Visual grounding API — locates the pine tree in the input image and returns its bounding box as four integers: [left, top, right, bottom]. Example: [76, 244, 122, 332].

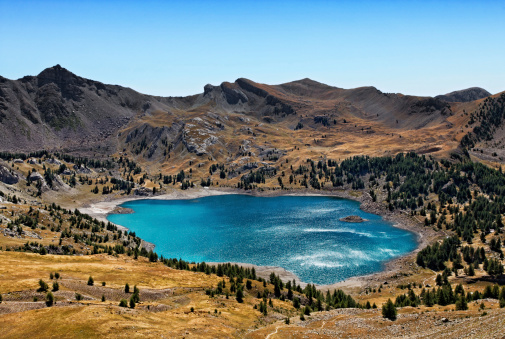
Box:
[293, 297, 300, 309]
[468, 264, 475, 276]
[236, 289, 244, 303]
[382, 299, 397, 320]
[455, 295, 468, 310]
[132, 286, 140, 303]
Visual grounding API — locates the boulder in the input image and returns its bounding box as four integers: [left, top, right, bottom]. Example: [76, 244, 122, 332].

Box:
[134, 187, 151, 196]
[27, 158, 38, 164]
[13, 159, 24, 164]
[73, 164, 92, 174]
[0, 165, 19, 184]
[46, 158, 62, 165]
[28, 171, 44, 181]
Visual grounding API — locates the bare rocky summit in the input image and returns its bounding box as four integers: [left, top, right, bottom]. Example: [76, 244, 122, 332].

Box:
[435, 87, 491, 102]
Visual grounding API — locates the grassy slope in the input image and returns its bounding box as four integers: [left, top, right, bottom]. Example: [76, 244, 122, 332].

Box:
[0, 252, 266, 338]
[1, 251, 504, 338]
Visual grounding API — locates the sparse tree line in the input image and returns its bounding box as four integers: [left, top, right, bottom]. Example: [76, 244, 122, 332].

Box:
[394, 278, 505, 310]
[460, 93, 505, 149]
[202, 269, 359, 320]
[1, 202, 149, 257]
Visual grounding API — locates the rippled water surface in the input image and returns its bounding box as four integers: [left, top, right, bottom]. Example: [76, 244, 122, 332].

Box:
[108, 195, 417, 285]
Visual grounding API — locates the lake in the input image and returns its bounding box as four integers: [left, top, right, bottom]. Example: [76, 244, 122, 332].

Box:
[107, 194, 417, 285]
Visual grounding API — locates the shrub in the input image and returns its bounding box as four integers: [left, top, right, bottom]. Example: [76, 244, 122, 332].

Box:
[52, 281, 59, 292]
[55, 272, 60, 279]
[87, 276, 94, 286]
[38, 279, 48, 292]
[129, 297, 135, 309]
[119, 299, 128, 307]
[125, 283, 130, 293]
[46, 292, 54, 307]
[101, 295, 106, 302]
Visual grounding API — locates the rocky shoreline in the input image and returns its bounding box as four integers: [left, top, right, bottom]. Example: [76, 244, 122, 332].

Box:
[78, 187, 440, 291]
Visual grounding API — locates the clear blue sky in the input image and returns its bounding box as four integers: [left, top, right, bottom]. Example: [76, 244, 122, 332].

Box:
[1, 0, 504, 97]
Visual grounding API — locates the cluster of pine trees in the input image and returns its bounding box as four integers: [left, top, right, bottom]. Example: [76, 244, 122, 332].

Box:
[395, 280, 505, 310]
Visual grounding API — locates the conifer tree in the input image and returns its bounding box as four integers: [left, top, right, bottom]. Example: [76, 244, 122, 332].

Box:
[382, 299, 397, 320]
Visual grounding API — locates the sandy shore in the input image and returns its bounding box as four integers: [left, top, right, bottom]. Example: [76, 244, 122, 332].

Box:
[78, 187, 439, 291]
[79, 188, 235, 225]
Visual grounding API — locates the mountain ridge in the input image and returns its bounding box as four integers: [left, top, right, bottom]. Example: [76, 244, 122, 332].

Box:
[0, 65, 497, 167]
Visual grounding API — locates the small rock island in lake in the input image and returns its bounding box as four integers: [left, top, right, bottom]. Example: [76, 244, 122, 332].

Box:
[340, 215, 368, 223]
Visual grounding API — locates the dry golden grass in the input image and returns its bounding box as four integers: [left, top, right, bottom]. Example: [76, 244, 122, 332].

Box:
[0, 251, 305, 338]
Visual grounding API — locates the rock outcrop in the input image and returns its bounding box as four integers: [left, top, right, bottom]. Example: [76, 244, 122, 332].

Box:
[340, 215, 368, 223]
[0, 165, 19, 184]
[74, 164, 92, 174]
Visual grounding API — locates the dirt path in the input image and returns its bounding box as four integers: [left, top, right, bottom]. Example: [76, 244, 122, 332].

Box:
[265, 325, 281, 339]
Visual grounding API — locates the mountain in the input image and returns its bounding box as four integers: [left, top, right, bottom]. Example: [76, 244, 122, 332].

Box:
[0, 65, 490, 166]
[0, 65, 177, 153]
[435, 87, 491, 103]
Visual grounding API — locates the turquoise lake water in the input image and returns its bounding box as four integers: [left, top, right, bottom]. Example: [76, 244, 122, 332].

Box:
[107, 195, 417, 285]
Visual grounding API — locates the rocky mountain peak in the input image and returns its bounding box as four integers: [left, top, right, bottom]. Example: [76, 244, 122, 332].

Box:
[435, 87, 491, 103]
